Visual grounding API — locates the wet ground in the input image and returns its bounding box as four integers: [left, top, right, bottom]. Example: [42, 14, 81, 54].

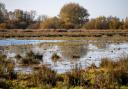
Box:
[0, 39, 128, 73]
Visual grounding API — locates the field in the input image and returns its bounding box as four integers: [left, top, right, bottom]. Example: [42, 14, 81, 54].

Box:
[0, 29, 128, 39]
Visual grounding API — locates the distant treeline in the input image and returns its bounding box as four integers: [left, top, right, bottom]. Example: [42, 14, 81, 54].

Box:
[0, 2, 128, 30]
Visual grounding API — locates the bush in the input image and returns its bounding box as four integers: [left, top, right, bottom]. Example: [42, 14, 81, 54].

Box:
[0, 54, 17, 79]
[100, 57, 128, 86]
[31, 65, 57, 86]
[40, 17, 64, 29]
[20, 51, 42, 65]
[0, 80, 10, 89]
[100, 58, 116, 69]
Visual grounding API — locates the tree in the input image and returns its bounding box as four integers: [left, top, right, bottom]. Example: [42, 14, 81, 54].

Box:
[40, 17, 64, 29]
[84, 16, 109, 29]
[59, 3, 89, 29]
[37, 15, 48, 22]
[124, 17, 128, 29]
[95, 16, 109, 29]
[7, 9, 36, 29]
[84, 16, 124, 29]
[107, 16, 120, 29]
[11, 9, 36, 22]
[0, 3, 4, 23]
[83, 19, 96, 29]
[0, 2, 8, 23]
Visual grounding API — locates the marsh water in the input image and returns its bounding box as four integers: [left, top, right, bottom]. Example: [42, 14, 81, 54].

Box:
[0, 39, 128, 73]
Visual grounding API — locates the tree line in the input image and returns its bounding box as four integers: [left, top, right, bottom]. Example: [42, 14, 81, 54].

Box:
[84, 16, 128, 29]
[0, 2, 128, 30]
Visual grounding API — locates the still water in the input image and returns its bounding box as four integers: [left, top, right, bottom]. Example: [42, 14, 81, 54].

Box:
[0, 39, 128, 73]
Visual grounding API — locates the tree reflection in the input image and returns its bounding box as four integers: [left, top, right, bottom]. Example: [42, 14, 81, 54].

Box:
[60, 43, 88, 61]
[93, 42, 108, 49]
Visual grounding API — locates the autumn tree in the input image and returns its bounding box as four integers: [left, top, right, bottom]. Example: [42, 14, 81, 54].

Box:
[40, 17, 64, 29]
[83, 19, 96, 29]
[124, 17, 128, 29]
[59, 3, 89, 29]
[7, 9, 36, 29]
[91, 16, 108, 29]
[84, 16, 109, 29]
[84, 16, 124, 29]
[107, 16, 120, 29]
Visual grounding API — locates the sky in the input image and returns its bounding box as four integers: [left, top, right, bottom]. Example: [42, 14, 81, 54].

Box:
[0, 0, 128, 19]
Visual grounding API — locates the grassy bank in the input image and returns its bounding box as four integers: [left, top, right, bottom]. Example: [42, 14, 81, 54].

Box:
[0, 29, 128, 39]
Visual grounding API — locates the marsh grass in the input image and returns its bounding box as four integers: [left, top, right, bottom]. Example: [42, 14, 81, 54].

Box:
[100, 57, 128, 86]
[1, 53, 128, 88]
[16, 51, 43, 65]
[31, 66, 57, 86]
[0, 54, 16, 79]
[0, 29, 128, 39]
[0, 54, 17, 89]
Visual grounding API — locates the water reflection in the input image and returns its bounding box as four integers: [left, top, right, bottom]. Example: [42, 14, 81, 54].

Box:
[93, 42, 108, 49]
[0, 39, 128, 73]
[60, 43, 88, 60]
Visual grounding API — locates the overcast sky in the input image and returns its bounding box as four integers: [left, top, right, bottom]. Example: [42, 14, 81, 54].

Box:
[1, 0, 128, 19]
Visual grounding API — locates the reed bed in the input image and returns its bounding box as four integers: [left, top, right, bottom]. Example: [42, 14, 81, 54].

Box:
[0, 52, 128, 89]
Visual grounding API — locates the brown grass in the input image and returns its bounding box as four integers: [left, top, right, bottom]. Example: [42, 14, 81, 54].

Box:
[0, 29, 128, 39]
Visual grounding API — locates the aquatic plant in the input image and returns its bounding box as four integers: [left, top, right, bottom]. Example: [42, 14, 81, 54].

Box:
[20, 51, 43, 65]
[51, 53, 61, 62]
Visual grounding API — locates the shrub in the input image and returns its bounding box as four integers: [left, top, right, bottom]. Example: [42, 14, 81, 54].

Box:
[0, 54, 17, 79]
[20, 51, 42, 65]
[100, 58, 116, 69]
[40, 17, 64, 29]
[0, 80, 10, 89]
[100, 57, 128, 86]
[21, 57, 40, 65]
[31, 65, 57, 86]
